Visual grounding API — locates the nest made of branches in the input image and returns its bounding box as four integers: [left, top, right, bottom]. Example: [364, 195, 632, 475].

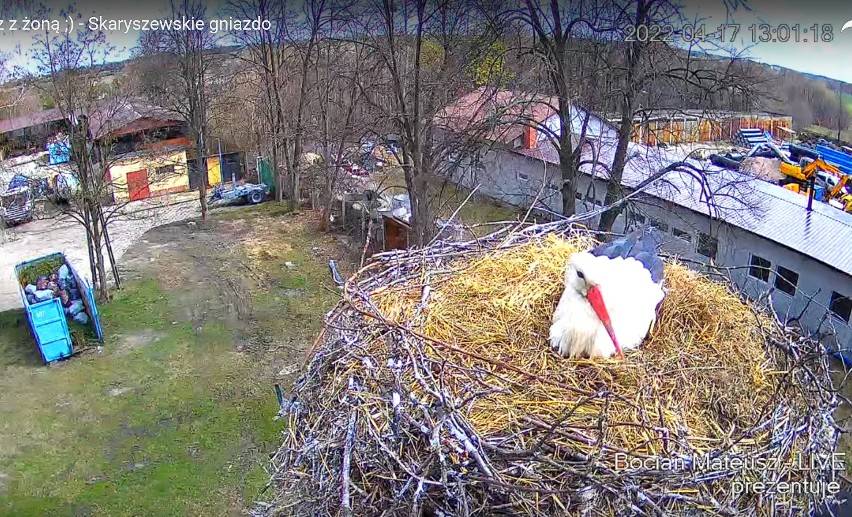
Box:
[261, 222, 841, 517]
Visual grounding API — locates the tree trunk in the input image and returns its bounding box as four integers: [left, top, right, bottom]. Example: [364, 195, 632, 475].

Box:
[597, 104, 635, 232]
[197, 151, 208, 220]
[406, 172, 433, 247]
[83, 204, 98, 290]
[549, 36, 580, 218]
[89, 203, 109, 302]
[558, 146, 578, 217]
[290, 37, 316, 208]
[272, 142, 283, 203]
[281, 136, 294, 204]
[556, 91, 579, 217]
[98, 205, 121, 289]
[597, 0, 648, 233]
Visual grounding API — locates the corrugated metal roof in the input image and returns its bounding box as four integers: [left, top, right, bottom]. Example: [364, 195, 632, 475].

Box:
[512, 141, 852, 276]
[0, 99, 182, 140]
[0, 108, 65, 134]
[87, 98, 182, 140]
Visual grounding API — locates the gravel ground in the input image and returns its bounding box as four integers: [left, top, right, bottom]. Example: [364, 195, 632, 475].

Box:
[0, 193, 200, 311]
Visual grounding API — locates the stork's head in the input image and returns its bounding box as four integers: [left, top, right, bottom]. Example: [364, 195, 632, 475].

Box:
[566, 252, 622, 358]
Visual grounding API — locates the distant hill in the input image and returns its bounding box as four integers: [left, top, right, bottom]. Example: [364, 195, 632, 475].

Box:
[1, 41, 850, 139]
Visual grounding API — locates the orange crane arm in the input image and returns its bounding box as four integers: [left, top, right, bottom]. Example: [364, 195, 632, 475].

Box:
[829, 175, 851, 200]
[779, 158, 844, 182]
[816, 159, 843, 178]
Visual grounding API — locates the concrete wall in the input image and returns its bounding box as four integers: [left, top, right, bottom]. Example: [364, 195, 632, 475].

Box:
[722, 226, 852, 352]
[109, 149, 189, 201]
[451, 148, 560, 214]
[448, 148, 852, 353]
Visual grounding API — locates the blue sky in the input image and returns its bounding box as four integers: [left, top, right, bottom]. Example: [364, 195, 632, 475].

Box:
[687, 0, 852, 82]
[2, 0, 852, 82]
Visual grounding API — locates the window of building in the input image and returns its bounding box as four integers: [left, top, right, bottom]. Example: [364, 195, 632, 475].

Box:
[774, 266, 799, 296]
[697, 233, 718, 259]
[155, 164, 176, 178]
[650, 219, 669, 232]
[748, 255, 771, 282]
[829, 291, 852, 322]
[517, 171, 529, 182]
[672, 227, 691, 242]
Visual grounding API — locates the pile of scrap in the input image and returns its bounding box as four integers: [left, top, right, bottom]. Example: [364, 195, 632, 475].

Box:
[738, 156, 785, 182]
[261, 222, 840, 516]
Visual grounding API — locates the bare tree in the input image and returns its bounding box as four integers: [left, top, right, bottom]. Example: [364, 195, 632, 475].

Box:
[595, 5, 768, 232]
[26, 3, 124, 301]
[280, 0, 335, 207]
[507, 1, 768, 230]
[225, 0, 290, 202]
[226, 0, 343, 208]
[135, 0, 216, 220]
[311, 35, 370, 232]
[508, 0, 618, 218]
[350, 0, 507, 245]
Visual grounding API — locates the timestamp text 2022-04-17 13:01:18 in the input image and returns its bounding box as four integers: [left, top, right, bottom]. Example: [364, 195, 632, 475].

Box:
[624, 23, 835, 44]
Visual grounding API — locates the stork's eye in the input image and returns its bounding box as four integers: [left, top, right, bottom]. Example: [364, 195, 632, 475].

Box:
[577, 271, 585, 280]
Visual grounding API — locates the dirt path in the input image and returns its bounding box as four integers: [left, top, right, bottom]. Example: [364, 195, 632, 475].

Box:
[118, 206, 359, 385]
[0, 194, 199, 311]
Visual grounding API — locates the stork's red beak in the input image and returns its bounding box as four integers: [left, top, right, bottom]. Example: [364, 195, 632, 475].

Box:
[586, 285, 622, 358]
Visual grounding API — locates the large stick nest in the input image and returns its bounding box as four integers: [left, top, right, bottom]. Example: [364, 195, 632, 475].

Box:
[261, 222, 842, 516]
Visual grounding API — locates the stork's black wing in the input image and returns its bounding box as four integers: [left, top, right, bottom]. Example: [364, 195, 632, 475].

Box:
[590, 227, 665, 283]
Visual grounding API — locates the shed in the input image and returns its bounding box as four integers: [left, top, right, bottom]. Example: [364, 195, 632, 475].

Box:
[108, 147, 190, 201]
[382, 215, 410, 251]
[204, 151, 246, 187]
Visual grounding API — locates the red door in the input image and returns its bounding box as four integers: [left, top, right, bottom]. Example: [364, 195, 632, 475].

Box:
[127, 170, 150, 201]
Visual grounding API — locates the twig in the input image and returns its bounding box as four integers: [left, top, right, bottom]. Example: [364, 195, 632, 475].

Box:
[341, 406, 357, 516]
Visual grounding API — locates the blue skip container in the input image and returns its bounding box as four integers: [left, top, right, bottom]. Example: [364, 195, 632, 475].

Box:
[15, 252, 103, 364]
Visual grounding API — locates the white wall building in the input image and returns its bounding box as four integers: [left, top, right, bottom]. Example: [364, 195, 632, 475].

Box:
[449, 131, 852, 358]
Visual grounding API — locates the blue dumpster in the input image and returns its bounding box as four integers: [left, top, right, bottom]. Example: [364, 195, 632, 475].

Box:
[814, 184, 825, 202]
[14, 253, 103, 364]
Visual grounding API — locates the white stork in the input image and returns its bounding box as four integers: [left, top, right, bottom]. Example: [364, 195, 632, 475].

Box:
[550, 228, 666, 359]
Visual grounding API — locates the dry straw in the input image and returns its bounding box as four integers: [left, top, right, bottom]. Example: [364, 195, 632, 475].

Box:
[261, 221, 841, 516]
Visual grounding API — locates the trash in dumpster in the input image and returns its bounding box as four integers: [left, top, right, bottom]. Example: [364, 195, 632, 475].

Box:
[15, 252, 103, 364]
[24, 267, 92, 316]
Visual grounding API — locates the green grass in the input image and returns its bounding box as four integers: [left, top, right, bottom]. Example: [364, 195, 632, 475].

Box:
[210, 199, 295, 220]
[0, 206, 352, 516]
[247, 218, 345, 348]
[0, 280, 282, 516]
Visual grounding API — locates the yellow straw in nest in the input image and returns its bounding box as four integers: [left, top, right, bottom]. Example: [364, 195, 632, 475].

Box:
[373, 233, 777, 455]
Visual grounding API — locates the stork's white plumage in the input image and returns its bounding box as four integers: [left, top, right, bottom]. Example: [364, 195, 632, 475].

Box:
[550, 229, 666, 359]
